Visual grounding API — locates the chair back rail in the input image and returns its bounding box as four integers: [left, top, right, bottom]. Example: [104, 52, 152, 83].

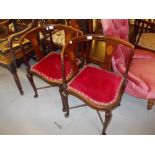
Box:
[19, 24, 83, 70]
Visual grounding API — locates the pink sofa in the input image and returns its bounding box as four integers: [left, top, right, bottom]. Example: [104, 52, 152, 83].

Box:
[101, 19, 155, 109]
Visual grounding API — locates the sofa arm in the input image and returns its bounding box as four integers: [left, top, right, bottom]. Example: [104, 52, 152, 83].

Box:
[115, 63, 149, 91]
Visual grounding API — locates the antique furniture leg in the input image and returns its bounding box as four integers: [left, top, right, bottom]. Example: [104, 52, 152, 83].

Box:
[26, 72, 38, 98]
[147, 99, 155, 110]
[9, 63, 24, 95]
[96, 111, 104, 126]
[59, 86, 67, 112]
[61, 90, 69, 118]
[102, 110, 112, 135]
[117, 103, 121, 106]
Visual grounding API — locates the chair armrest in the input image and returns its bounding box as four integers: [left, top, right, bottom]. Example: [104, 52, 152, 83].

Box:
[7, 20, 35, 65]
[0, 19, 12, 37]
[0, 19, 11, 26]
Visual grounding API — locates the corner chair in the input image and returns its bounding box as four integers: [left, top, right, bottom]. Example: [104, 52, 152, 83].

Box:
[0, 20, 35, 95]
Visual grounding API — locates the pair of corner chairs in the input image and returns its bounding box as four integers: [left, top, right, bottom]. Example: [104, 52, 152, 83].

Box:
[19, 23, 135, 135]
[101, 19, 155, 110]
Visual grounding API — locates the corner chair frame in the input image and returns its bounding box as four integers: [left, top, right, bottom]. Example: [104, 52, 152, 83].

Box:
[0, 20, 35, 95]
[19, 24, 83, 112]
[60, 34, 135, 134]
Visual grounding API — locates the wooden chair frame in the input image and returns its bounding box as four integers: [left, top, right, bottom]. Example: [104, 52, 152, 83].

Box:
[0, 20, 35, 95]
[0, 19, 13, 38]
[19, 24, 83, 111]
[60, 34, 134, 134]
[130, 19, 155, 46]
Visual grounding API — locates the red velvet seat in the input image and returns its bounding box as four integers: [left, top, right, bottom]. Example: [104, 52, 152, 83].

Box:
[31, 52, 73, 84]
[68, 65, 123, 107]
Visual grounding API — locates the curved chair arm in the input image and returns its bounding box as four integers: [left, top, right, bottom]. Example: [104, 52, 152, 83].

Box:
[61, 34, 134, 86]
[8, 19, 36, 45]
[45, 23, 83, 36]
[0, 19, 11, 26]
[0, 19, 12, 37]
[7, 20, 36, 66]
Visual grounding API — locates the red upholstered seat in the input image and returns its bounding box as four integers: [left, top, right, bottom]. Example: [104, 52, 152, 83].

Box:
[67, 65, 123, 106]
[31, 52, 73, 83]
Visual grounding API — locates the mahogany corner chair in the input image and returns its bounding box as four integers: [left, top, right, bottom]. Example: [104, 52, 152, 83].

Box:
[60, 34, 134, 134]
[19, 24, 83, 111]
[0, 20, 35, 95]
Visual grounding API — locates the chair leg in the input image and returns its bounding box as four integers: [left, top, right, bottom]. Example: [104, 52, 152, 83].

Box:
[59, 86, 67, 112]
[10, 63, 24, 95]
[96, 111, 104, 126]
[102, 110, 112, 135]
[117, 102, 121, 106]
[147, 99, 155, 110]
[61, 90, 69, 118]
[26, 72, 38, 98]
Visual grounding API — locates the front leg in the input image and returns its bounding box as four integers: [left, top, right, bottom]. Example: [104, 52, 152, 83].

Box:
[102, 110, 112, 135]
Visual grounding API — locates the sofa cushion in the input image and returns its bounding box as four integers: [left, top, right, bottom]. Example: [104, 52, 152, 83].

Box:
[129, 59, 155, 99]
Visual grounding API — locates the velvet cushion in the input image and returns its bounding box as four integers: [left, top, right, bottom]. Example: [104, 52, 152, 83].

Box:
[113, 57, 155, 99]
[31, 52, 73, 84]
[115, 62, 149, 98]
[67, 65, 123, 106]
[101, 19, 129, 41]
[101, 19, 130, 67]
[133, 48, 155, 60]
[101, 19, 155, 100]
[128, 59, 155, 99]
[126, 48, 155, 99]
